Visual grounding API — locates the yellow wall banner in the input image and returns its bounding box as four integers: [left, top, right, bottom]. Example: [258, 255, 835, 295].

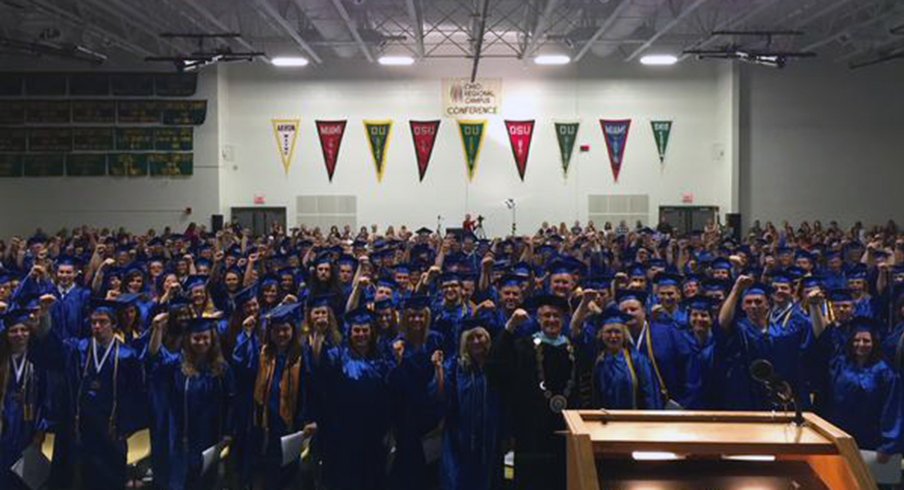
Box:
[272, 118, 300, 174]
[457, 119, 487, 182]
[364, 119, 393, 182]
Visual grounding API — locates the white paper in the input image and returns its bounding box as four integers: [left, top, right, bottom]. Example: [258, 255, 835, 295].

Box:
[860, 450, 902, 485]
[201, 443, 221, 475]
[280, 430, 310, 467]
[664, 399, 683, 410]
[11, 445, 51, 490]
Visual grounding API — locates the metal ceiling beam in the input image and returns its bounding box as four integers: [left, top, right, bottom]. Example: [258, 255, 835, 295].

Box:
[329, 0, 374, 62]
[470, 0, 491, 81]
[574, 0, 635, 62]
[251, 0, 322, 63]
[26, 0, 154, 57]
[76, 0, 185, 52]
[801, 6, 898, 52]
[791, 0, 854, 28]
[624, 0, 711, 61]
[677, 0, 784, 61]
[405, 0, 425, 58]
[175, 0, 269, 61]
[523, 0, 561, 57]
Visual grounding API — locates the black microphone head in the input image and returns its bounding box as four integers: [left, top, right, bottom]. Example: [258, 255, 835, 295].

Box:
[750, 359, 774, 382]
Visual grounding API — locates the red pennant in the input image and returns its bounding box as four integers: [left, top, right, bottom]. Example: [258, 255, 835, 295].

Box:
[600, 119, 631, 182]
[315, 120, 347, 182]
[409, 120, 440, 182]
[504, 120, 535, 181]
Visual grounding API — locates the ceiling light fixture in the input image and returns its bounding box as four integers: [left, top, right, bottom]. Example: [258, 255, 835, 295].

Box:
[640, 54, 678, 66]
[533, 54, 571, 65]
[271, 56, 309, 67]
[378, 55, 415, 66]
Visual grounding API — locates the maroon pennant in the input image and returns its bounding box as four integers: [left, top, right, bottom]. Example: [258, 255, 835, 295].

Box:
[409, 120, 440, 182]
[315, 120, 347, 182]
[504, 120, 535, 181]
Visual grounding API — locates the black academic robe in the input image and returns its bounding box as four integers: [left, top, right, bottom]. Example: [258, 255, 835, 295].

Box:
[486, 330, 579, 490]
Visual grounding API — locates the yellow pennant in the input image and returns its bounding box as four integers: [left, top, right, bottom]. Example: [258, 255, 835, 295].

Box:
[272, 119, 300, 175]
[364, 119, 393, 182]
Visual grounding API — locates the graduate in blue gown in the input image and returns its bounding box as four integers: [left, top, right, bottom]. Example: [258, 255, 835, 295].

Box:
[309, 307, 395, 490]
[1, 307, 52, 490]
[144, 298, 191, 490]
[679, 297, 721, 409]
[430, 273, 472, 356]
[32, 297, 147, 490]
[826, 317, 903, 460]
[387, 295, 444, 490]
[616, 289, 691, 408]
[232, 301, 315, 490]
[716, 276, 825, 410]
[147, 314, 235, 490]
[431, 319, 504, 490]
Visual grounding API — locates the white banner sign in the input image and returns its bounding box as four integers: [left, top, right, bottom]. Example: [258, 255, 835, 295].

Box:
[441, 78, 503, 118]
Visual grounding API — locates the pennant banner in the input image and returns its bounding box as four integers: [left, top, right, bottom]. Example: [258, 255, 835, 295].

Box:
[651, 120, 673, 163]
[457, 120, 487, 182]
[272, 119, 300, 175]
[364, 120, 393, 182]
[600, 119, 631, 182]
[504, 120, 535, 181]
[554, 122, 579, 177]
[409, 120, 440, 182]
[315, 120, 347, 182]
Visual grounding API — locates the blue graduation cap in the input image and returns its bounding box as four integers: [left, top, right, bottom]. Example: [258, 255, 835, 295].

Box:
[394, 263, 412, 275]
[648, 258, 667, 269]
[116, 293, 142, 306]
[260, 273, 280, 287]
[438, 272, 461, 287]
[167, 296, 191, 312]
[682, 273, 702, 286]
[849, 316, 881, 335]
[412, 226, 432, 235]
[399, 295, 431, 310]
[56, 255, 83, 268]
[499, 273, 526, 289]
[582, 275, 613, 290]
[600, 307, 633, 326]
[800, 275, 824, 290]
[742, 283, 772, 298]
[683, 296, 718, 312]
[187, 318, 216, 334]
[344, 307, 374, 326]
[373, 298, 395, 312]
[769, 272, 794, 285]
[337, 254, 358, 267]
[615, 289, 647, 305]
[784, 266, 806, 280]
[846, 265, 868, 280]
[461, 316, 491, 332]
[522, 293, 569, 312]
[653, 272, 682, 288]
[89, 298, 123, 316]
[827, 288, 853, 302]
[313, 253, 333, 266]
[184, 275, 208, 291]
[306, 294, 335, 309]
[234, 284, 258, 308]
[2, 308, 35, 331]
[627, 263, 647, 278]
[26, 236, 47, 247]
[702, 278, 731, 294]
[709, 257, 732, 272]
[266, 302, 302, 325]
[195, 258, 213, 270]
[376, 277, 398, 290]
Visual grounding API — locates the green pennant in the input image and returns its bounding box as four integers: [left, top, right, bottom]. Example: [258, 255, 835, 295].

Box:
[457, 120, 487, 182]
[364, 120, 392, 182]
[651, 120, 673, 164]
[554, 122, 579, 176]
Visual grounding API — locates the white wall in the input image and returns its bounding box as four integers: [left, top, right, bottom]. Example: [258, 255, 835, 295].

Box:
[739, 61, 904, 228]
[0, 66, 221, 236]
[220, 59, 734, 236]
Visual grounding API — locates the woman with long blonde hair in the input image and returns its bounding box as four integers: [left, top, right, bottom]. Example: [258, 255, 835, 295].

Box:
[147, 312, 234, 490]
[432, 321, 504, 490]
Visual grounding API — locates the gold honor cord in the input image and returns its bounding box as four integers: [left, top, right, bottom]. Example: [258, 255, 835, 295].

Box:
[622, 349, 640, 409]
[642, 322, 669, 403]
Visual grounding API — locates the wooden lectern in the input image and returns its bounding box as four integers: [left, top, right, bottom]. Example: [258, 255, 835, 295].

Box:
[563, 410, 876, 490]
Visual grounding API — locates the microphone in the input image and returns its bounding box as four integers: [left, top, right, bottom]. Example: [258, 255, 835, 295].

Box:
[749, 359, 804, 426]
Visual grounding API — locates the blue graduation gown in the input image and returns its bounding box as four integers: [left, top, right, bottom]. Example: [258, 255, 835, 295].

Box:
[50, 285, 92, 340]
[1, 353, 51, 489]
[827, 356, 903, 453]
[681, 330, 720, 410]
[720, 315, 815, 410]
[882, 322, 904, 371]
[387, 331, 444, 490]
[32, 332, 146, 490]
[433, 357, 503, 490]
[147, 350, 235, 490]
[591, 348, 661, 410]
[311, 346, 394, 490]
[631, 320, 693, 407]
[431, 303, 472, 357]
[232, 332, 309, 490]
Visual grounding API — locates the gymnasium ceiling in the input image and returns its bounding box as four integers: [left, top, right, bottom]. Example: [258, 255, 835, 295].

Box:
[1, 0, 903, 70]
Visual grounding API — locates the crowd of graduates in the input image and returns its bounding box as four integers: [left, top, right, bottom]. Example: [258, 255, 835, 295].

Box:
[0, 217, 903, 490]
